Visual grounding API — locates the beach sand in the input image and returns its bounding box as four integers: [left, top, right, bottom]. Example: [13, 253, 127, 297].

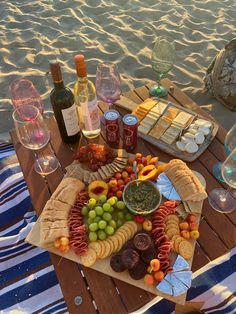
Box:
[0, 0, 236, 141]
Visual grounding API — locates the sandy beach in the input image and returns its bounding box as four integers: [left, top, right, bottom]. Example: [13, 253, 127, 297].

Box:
[0, 0, 236, 141]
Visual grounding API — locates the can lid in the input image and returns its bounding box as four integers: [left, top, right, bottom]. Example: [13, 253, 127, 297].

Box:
[104, 110, 120, 121]
[123, 114, 138, 125]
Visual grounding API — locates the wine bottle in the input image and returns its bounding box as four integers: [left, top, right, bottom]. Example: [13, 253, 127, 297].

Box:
[49, 60, 80, 143]
[74, 54, 101, 139]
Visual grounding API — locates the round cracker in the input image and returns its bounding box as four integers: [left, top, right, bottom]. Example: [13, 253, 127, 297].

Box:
[166, 228, 179, 240]
[88, 241, 102, 258]
[174, 237, 186, 253]
[98, 240, 106, 259]
[165, 223, 179, 233]
[79, 248, 97, 267]
[125, 221, 138, 234]
[121, 225, 133, 238]
[116, 230, 128, 243]
[179, 240, 193, 260]
[109, 235, 120, 252]
[100, 240, 112, 259]
[106, 237, 115, 255]
[165, 214, 179, 223]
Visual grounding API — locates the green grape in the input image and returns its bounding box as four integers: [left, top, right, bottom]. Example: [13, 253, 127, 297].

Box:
[103, 203, 111, 212]
[107, 197, 116, 206]
[88, 210, 96, 219]
[87, 217, 94, 225]
[109, 206, 114, 213]
[88, 198, 97, 208]
[103, 212, 112, 222]
[116, 219, 123, 228]
[94, 216, 101, 223]
[89, 223, 98, 232]
[112, 212, 118, 220]
[95, 206, 103, 216]
[125, 213, 133, 221]
[98, 220, 107, 229]
[89, 231, 97, 242]
[113, 196, 118, 203]
[105, 226, 114, 235]
[99, 195, 107, 203]
[81, 206, 88, 216]
[109, 219, 117, 229]
[117, 211, 125, 220]
[116, 201, 125, 210]
[97, 230, 107, 240]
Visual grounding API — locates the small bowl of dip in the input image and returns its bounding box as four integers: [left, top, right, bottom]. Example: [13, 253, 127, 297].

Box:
[123, 180, 162, 215]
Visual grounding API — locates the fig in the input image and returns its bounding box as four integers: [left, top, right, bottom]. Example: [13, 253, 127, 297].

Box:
[128, 260, 146, 280]
[110, 254, 126, 272]
[121, 249, 140, 269]
[133, 232, 152, 251]
[141, 246, 157, 264]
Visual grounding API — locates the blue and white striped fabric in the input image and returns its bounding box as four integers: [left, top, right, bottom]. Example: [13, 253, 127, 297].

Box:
[0, 143, 68, 314]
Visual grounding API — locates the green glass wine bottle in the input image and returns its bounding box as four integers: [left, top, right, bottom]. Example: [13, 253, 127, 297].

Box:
[49, 60, 80, 143]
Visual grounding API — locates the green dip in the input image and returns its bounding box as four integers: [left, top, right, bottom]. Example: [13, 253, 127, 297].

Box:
[123, 180, 161, 215]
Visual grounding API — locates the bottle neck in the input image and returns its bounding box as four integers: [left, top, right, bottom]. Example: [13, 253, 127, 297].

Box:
[53, 80, 65, 89]
[77, 75, 88, 84]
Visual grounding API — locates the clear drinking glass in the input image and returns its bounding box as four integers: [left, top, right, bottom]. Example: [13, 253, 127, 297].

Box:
[149, 36, 175, 98]
[213, 122, 236, 182]
[12, 104, 59, 175]
[208, 147, 236, 213]
[95, 62, 121, 106]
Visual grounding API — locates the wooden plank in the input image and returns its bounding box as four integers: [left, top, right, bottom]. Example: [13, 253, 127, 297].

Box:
[191, 243, 210, 272]
[50, 255, 96, 314]
[198, 219, 228, 260]
[83, 268, 127, 314]
[10, 130, 50, 214]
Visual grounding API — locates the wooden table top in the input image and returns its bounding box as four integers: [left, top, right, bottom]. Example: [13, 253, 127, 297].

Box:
[10, 78, 236, 314]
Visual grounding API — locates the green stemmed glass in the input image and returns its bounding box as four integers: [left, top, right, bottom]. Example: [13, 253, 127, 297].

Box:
[149, 36, 175, 98]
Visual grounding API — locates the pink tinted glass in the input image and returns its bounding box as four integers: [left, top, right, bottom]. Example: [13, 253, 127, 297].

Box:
[10, 78, 44, 114]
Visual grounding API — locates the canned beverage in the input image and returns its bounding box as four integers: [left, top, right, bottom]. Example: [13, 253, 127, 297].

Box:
[123, 114, 138, 151]
[104, 109, 120, 144]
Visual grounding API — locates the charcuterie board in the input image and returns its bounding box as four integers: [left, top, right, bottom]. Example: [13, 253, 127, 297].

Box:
[26, 150, 207, 305]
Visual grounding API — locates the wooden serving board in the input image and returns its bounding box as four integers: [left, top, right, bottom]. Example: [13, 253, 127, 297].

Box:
[26, 170, 205, 305]
[115, 96, 219, 162]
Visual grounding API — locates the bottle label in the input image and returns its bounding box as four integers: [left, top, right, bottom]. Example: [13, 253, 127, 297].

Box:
[81, 98, 100, 131]
[61, 103, 80, 136]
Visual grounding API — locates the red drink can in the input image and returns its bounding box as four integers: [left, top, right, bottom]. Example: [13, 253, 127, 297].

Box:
[123, 114, 138, 151]
[104, 109, 120, 144]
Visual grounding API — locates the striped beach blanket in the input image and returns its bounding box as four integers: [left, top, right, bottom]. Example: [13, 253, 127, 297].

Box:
[1, 142, 236, 314]
[0, 143, 68, 314]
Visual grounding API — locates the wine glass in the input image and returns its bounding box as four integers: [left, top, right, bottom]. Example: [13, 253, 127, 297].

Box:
[208, 147, 236, 213]
[149, 36, 175, 98]
[213, 122, 236, 182]
[10, 78, 54, 118]
[95, 62, 121, 106]
[12, 104, 59, 175]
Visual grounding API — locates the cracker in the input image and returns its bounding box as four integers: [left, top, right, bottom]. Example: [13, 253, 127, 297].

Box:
[88, 241, 102, 258]
[79, 248, 97, 267]
[165, 223, 179, 233]
[174, 237, 186, 253]
[166, 228, 179, 240]
[178, 240, 193, 260]
[110, 235, 120, 252]
[165, 215, 180, 223]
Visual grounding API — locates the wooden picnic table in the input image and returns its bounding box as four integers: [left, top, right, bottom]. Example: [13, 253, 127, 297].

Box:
[10, 78, 236, 314]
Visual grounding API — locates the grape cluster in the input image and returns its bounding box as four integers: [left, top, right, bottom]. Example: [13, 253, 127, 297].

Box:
[82, 195, 134, 242]
[74, 144, 115, 171]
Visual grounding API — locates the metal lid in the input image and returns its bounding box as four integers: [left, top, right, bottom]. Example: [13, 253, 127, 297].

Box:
[104, 109, 120, 121]
[123, 114, 138, 125]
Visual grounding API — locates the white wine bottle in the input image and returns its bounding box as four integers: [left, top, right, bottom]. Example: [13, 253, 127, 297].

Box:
[74, 54, 101, 139]
[49, 60, 80, 143]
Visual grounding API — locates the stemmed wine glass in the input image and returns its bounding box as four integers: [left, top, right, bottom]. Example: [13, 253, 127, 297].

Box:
[213, 122, 236, 182]
[12, 104, 59, 175]
[208, 147, 236, 213]
[10, 78, 54, 118]
[95, 62, 121, 106]
[149, 36, 175, 98]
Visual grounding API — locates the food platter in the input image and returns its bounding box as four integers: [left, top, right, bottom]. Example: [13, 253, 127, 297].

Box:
[26, 147, 207, 305]
[117, 97, 219, 162]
